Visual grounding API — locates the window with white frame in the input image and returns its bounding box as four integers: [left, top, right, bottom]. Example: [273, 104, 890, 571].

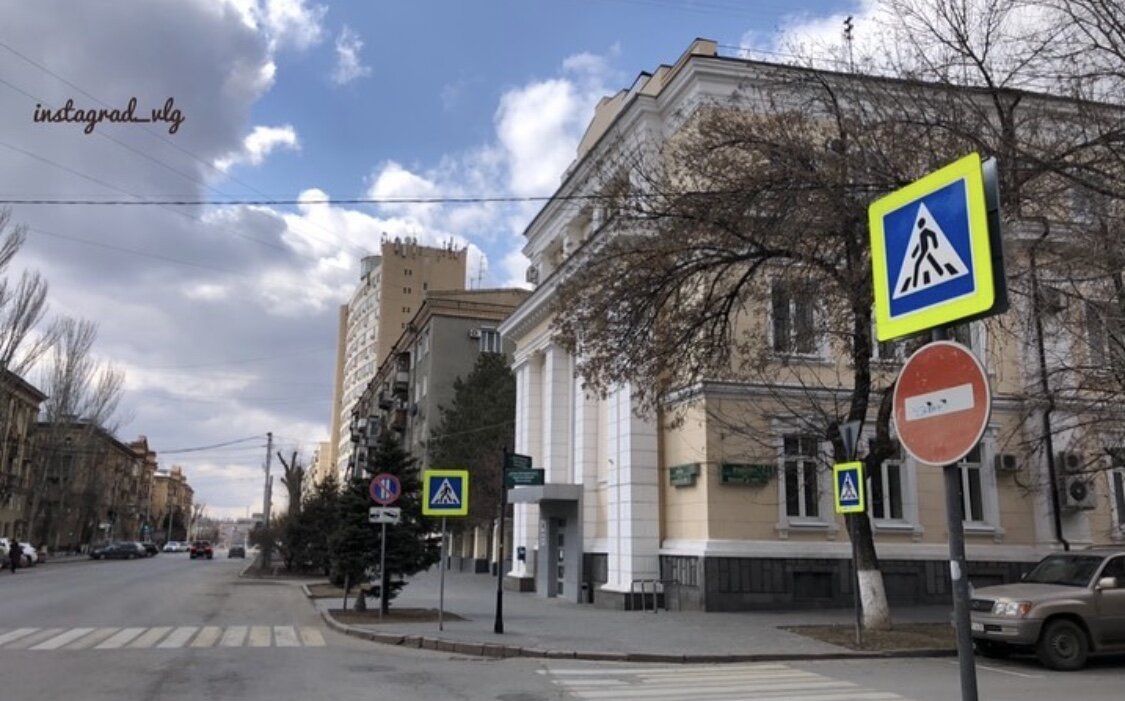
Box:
[771, 281, 818, 355]
[479, 328, 502, 354]
[1086, 300, 1124, 373]
[782, 434, 821, 519]
[1110, 449, 1125, 532]
[870, 441, 905, 521]
[959, 444, 986, 524]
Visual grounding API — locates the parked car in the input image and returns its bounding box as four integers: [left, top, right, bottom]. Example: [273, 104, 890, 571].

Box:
[228, 544, 246, 559]
[970, 547, 1125, 670]
[90, 542, 147, 560]
[141, 542, 159, 557]
[190, 541, 213, 560]
[0, 538, 15, 568]
[19, 542, 38, 566]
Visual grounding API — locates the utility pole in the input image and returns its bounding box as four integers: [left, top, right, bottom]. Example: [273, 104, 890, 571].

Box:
[261, 431, 274, 569]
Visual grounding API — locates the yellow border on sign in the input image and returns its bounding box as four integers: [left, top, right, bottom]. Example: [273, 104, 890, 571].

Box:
[833, 461, 865, 514]
[422, 469, 470, 517]
[868, 152, 993, 341]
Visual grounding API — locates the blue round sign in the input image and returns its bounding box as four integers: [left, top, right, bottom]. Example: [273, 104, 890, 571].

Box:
[369, 473, 401, 506]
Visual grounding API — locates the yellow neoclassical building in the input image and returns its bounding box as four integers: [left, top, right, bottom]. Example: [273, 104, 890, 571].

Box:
[498, 39, 1125, 611]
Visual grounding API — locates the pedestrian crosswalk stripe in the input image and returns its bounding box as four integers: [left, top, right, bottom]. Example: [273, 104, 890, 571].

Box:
[273, 625, 300, 647]
[129, 627, 172, 649]
[96, 627, 146, 649]
[220, 625, 248, 647]
[248, 626, 272, 647]
[190, 626, 223, 648]
[30, 628, 94, 651]
[0, 628, 38, 647]
[157, 627, 198, 649]
[299, 627, 325, 647]
[0, 625, 329, 651]
[6, 628, 64, 650]
[544, 663, 914, 701]
[67, 628, 120, 650]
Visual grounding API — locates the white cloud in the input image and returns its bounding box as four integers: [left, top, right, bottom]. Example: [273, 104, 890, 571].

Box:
[245, 0, 327, 52]
[331, 25, 371, 85]
[214, 124, 300, 171]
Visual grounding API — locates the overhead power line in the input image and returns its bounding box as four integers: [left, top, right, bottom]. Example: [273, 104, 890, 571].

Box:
[159, 435, 264, 454]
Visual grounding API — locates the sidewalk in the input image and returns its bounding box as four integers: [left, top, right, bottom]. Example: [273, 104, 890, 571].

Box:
[312, 567, 956, 663]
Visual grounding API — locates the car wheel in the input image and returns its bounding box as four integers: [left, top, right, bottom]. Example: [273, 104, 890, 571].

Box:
[974, 639, 1011, 659]
[1036, 619, 1089, 671]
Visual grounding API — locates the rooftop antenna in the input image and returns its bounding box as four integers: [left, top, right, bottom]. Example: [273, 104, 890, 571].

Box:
[474, 256, 486, 289]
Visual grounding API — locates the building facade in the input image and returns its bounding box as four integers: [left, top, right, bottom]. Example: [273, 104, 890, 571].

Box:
[331, 239, 467, 479]
[0, 370, 47, 541]
[498, 39, 1125, 611]
[151, 465, 194, 543]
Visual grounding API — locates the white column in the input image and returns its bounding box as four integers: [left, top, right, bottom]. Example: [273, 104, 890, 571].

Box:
[511, 356, 542, 578]
[603, 383, 660, 592]
[542, 344, 572, 484]
[573, 379, 600, 544]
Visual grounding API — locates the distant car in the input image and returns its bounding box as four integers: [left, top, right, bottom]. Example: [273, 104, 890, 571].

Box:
[971, 547, 1125, 670]
[90, 542, 146, 560]
[162, 541, 179, 553]
[141, 542, 159, 557]
[0, 538, 19, 568]
[190, 541, 213, 560]
[228, 544, 246, 559]
[19, 542, 38, 566]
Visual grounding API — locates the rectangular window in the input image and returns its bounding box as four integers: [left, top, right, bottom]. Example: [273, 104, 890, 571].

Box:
[772, 282, 817, 355]
[783, 434, 820, 518]
[1112, 449, 1125, 530]
[871, 442, 905, 520]
[479, 329, 502, 354]
[960, 445, 984, 523]
[1087, 300, 1124, 373]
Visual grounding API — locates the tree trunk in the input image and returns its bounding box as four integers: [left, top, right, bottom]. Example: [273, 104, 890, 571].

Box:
[851, 513, 891, 631]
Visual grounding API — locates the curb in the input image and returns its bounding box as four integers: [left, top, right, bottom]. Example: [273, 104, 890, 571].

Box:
[316, 609, 957, 664]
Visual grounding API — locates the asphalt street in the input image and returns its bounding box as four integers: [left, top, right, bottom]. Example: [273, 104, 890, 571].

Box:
[1, 553, 1122, 700]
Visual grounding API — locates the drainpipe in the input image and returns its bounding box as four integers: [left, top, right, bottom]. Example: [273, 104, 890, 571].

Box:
[1027, 217, 1069, 551]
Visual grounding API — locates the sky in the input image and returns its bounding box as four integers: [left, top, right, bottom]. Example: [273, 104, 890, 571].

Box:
[0, 0, 872, 519]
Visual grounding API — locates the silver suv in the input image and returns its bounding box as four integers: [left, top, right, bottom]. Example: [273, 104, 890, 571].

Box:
[970, 548, 1125, 670]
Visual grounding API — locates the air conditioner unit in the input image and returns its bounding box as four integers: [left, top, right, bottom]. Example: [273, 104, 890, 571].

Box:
[468, 328, 482, 339]
[993, 453, 1019, 472]
[525, 265, 539, 284]
[1061, 475, 1097, 510]
[1056, 452, 1083, 474]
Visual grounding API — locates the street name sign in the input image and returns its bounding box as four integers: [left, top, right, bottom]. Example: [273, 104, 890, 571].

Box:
[505, 468, 545, 488]
[422, 469, 469, 517]
[369, 472, 401, 506]
[505, 452, 532, 470]
[833, 462, 866, 514]
[869, 152, 999, 341]
[368, 507, 401, 524]
[893, 341, 991, 466]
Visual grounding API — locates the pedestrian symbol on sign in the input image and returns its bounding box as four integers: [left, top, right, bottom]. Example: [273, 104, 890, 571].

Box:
[893, 202, 968, 298]
[839, 474, 859, 503]
[431, 479, 460, 506]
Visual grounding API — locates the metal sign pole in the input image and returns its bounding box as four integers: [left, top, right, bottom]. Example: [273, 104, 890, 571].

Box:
[494, 448, 507, 634]
[933, 326, 979, 701]
[379, 521, 387, 623]
[850, 516, 864, 648]
[438, 517, 447, 631]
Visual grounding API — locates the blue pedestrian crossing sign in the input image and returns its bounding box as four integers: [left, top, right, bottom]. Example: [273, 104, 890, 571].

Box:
[869, 152, 997, 341]
[422, 469, 469, 517]
[833, 462, 866, 514]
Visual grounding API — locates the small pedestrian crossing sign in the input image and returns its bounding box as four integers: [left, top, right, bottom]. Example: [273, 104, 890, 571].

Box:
[422, 469, 469, 517]
[833, 462, 865, 514]
[869, 152, 997, 341]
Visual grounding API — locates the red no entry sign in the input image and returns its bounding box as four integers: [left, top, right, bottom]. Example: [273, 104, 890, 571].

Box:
[893, 341, 991, 466]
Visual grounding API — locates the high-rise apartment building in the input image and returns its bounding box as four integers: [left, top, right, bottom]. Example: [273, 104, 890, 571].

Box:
[331, 238, 467, 478]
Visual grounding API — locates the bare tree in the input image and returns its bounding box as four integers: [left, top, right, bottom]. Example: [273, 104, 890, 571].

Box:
[30, 317, 127, 544]
[277, 450, 305, 520]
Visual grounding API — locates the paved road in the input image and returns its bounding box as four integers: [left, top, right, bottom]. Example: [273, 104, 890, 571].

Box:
[2, 555, 1121, 700]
